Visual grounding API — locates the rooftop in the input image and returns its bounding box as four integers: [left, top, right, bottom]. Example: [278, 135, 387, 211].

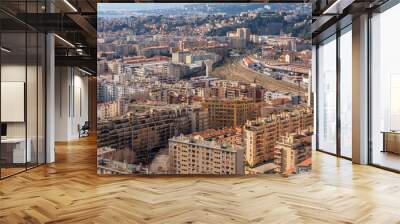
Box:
[169, 135, 242, 153]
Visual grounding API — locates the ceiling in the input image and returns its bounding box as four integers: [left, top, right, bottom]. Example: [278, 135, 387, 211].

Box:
[0, 0, 97, 74]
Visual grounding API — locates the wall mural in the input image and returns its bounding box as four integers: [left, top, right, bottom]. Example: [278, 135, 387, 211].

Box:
[97, 3, 313, 176]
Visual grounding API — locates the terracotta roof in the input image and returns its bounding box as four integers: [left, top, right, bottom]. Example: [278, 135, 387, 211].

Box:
[126, 56, 169, 64]
[142, 45, 169, 50]
[283, 167, 295, 176]
[297, 158, 311, 167]
[243, 57, 254, 65]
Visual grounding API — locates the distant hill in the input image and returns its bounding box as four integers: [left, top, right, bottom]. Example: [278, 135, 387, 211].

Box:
[206, 13, 311, 39]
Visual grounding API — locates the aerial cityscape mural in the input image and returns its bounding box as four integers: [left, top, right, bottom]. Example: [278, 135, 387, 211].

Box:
[97, 3, 313, 176]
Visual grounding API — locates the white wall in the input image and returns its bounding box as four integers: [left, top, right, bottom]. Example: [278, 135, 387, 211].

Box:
[1, 64, 26, 138]
[1, 63, 46, 164]
[71, 72, 89, 138]
[55, 67, 89, 141]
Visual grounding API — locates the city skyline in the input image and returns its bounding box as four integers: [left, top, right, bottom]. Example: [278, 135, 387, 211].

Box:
[97, 3, 313, 176]
[98, 3, 190, 12]
[98, 3, 310, 12]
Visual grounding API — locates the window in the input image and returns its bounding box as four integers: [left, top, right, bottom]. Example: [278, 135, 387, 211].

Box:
[339, 26, 352, 158]
[317, 35, 337, 154]
[370, 3, 400, 171]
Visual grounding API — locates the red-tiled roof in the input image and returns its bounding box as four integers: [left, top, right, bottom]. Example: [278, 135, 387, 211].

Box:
[297, 158, 311, 167]
[125, 56, 169, 64]
[243, 57, 254, 65]
[142, 45, 169, 50]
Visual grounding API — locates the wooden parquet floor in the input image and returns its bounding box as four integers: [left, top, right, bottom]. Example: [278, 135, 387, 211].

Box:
[1, 136, 400, 224]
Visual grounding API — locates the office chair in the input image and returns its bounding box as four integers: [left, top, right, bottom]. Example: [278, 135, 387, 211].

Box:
[79, 121, 90, 138]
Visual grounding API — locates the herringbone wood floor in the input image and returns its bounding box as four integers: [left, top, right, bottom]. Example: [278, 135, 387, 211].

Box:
[1, 136, 400, 224]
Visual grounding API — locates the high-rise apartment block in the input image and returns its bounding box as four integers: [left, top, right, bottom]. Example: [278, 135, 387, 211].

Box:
[97, 99, 124, 120]
[204, 97, 257, 129]
[169, 135, 245, 175]
[97, 104, 192, 164]
[192, 127, 243, 147]
[243, 108, 313, 167]
[228, 28, 250, 49]
[172, 51, 190, 63]
[274, 129, 312, 176]
[189, 104, 209, 133]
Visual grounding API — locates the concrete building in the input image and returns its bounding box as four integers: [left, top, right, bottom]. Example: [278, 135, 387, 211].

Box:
[189, 104, 209, 133]
[169, 135, 244, 175]
[191, 127, 243, 147]
[243, 108, 313, 166]
[210, 80, 265, 103]
[228, 28, 250, 50]
[204, 97, 257, 129]
[127, 60, 170, 77]
[140, 45, 170, 57]
[172, 51, 190, 63]
[97, 104, 192, 164]
[97, 100, 123, 120]
[185, 51, 220, 65]
[274, 129, 312, 176]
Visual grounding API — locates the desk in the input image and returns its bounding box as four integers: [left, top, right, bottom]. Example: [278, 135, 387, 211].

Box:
[1, 138, 31, 164]
[382, 131, 400, 154]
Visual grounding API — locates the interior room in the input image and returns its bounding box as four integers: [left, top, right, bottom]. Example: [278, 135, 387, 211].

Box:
[314, 0, 400, 171]
[0, 0, 399, 223]
[0, 0, 97, 180]
[54, 66, 91, 141]
[0, 2, 46, 178]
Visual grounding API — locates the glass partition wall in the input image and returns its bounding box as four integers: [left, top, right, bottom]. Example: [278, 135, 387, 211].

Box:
[316, 25, 352, 159]
[0, 1, 46, 179]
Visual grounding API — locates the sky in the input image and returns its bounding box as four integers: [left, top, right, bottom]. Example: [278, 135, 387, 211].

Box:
[98, 3, 190, 12]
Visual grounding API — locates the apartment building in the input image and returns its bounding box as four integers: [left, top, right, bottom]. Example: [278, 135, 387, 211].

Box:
[169, 135, 245, 175]
[274, 129, 312, 176]
[192, 127, 243, 147]
[140, 45, 170, 57]
[209, 80, 265, 102]
[97, 147, 139, 175]
[228, 28, 250, 50]
[97, 104, 192, 164]
[189, 104, 209, 133]
[243, 108, 313, 166]
[204, 97, 257, 129]
[97, 99, 124, 120]
[172, 51, 191, 64]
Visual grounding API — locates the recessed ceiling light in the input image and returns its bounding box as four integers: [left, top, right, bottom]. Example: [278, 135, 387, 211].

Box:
[63, 0, 78, 12]
[78, 67, 93, 76]
[54, 34, 75, 48]
[1, 47, 11, 53]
